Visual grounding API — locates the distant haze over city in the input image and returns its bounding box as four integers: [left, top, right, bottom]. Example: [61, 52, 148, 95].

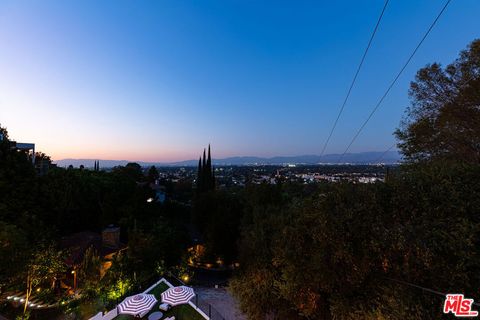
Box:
[54, 151, 401, 168]
[1, 2, 478, 161]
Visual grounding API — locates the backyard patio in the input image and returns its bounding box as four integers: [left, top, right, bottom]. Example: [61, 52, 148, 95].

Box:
[113, 281, 205, 320]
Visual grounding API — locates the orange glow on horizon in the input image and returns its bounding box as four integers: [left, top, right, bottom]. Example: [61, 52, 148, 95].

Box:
[50, 149, 202, 163]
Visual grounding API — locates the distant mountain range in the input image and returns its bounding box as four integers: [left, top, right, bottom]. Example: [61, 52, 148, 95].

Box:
[54, 151, 401, 168]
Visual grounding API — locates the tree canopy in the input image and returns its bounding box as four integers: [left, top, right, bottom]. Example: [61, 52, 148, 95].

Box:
[395, 39, 480, 163]
[231, 164, 480, 319]
[0, 125, 190, 319]
[231, 40, 480, 319]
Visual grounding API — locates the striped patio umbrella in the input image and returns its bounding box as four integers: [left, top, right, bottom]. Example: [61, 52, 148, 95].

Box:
[161, 286, 195, 306]
[118, 293, 157, 316]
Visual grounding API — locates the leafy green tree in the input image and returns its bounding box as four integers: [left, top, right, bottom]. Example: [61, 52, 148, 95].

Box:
[395, 39, 480, 163]
[0, 125, 189, 316]
[22, 245, 66, 318]
[126, 219, 187, 282]
[99, 252, 133, 307]
[203, 191, 243, 263]
[0, 223, 29, 292]
[79, 246, 102, 298]
[230, 203, 288, 319]
[106, 278, 132, 302]
[124, 162, 143, 181]
[0, 127, 37, 225]
[232, 163, 480, 319]
[34, 152, 51, 165]
[147, 165, 159, 182]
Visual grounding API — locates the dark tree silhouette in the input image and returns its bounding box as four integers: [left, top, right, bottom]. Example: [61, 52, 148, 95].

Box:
[395, 39, 480, 163]
[196, 145, 215, 193]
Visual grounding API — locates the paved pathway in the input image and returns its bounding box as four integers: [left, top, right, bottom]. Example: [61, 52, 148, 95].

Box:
[194, 286, 246, 320]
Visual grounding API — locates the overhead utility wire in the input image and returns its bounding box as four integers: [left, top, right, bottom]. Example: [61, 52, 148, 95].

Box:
[372, 69, 478, 165]
[319, 0, 389, 160]
[338, 0, 452, 163]
[374, 143, 396, 164]
[386, 277, 480, 307]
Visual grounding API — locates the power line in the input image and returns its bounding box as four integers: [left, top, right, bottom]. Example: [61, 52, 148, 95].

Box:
[373, 71, 477, 166]
[386, 277, 447, 298]
[386, 277, 480, 307]
[374, 143, 396, 164]
[338, 0, 452, 163]
[319, 0, 389, 160]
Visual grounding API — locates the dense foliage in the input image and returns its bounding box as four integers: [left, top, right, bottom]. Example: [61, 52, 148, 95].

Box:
[395, 39, 480, 163]
[231, 163, 480, 319]
[0, 127, 189, 318]
[230, 40, 480, 319]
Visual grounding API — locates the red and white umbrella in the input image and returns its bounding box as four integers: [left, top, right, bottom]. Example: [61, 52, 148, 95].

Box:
[118, 293, 157, 316]
[161, 286, 195, 306]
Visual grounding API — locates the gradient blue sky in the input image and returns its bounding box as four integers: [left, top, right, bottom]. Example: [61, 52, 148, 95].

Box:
[0, 1, 479, 161]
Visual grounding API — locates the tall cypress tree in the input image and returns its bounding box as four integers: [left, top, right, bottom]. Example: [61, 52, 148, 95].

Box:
[197, 157, 203, 192]
[206, 144, 212, 190]
[197, 145, 215, 193]
[211, 165, 215, 189]
[202, 149, 206, 171]
[203, 149, 206, 192]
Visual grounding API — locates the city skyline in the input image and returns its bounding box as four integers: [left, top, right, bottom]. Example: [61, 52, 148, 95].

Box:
[1, 1, 479, 162]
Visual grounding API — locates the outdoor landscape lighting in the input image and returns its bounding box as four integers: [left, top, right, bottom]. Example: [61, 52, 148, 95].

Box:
[72, 269, 77, 290]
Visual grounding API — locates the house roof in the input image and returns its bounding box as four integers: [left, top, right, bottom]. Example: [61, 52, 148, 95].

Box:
[60, 231, 126, 266]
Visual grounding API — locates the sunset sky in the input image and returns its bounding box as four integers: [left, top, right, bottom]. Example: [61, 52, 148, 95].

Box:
[1, 1, 479, 162]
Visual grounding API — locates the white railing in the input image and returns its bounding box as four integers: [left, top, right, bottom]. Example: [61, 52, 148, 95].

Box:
[143, 278, 167, 294]
[88, 312, 103, 320]
[88, 307, 118, 320]
[102, 308, 118, 320]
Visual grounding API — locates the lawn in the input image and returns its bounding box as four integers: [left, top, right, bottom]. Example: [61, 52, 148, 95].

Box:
[114, 281, 205, 320]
